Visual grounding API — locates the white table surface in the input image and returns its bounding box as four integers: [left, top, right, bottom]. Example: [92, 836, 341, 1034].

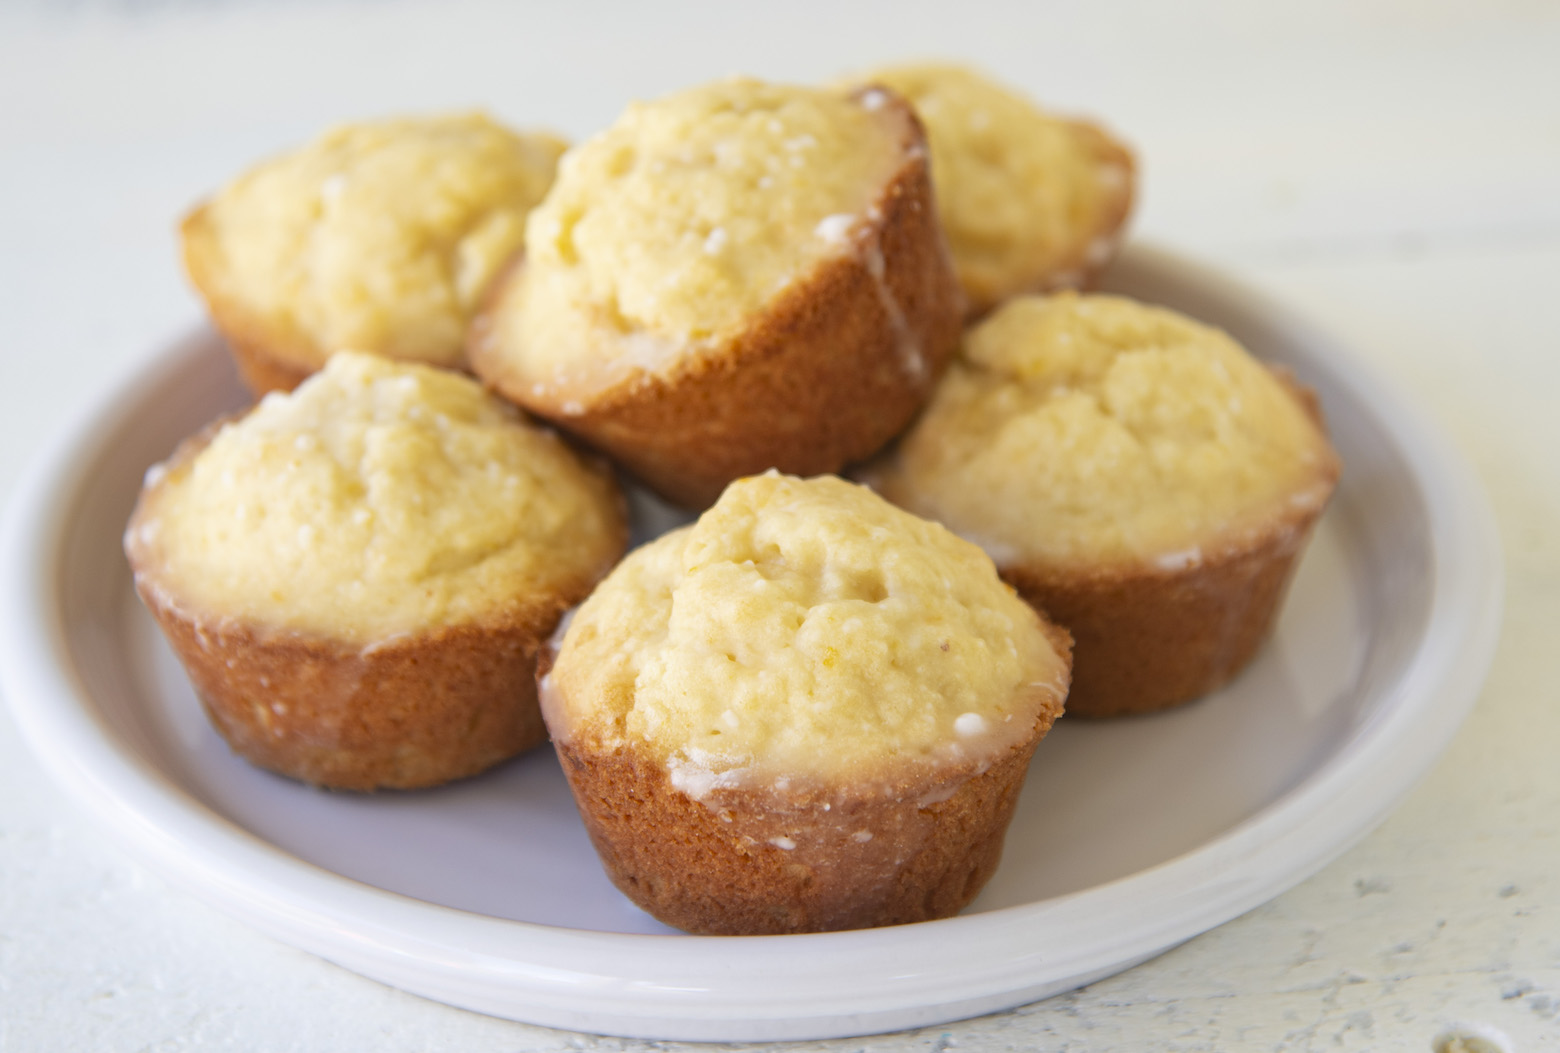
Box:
[2, 2, 1556, 1050]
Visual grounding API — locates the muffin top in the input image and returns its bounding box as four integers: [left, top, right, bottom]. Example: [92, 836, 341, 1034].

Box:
[857, 64, 1131, 311]
[545, 473, 1068, 790]
[126, 352, 624, 643]
[482, 78, 915, 399]
[874, 293, 1339, 572]
[184, 113, 566, 371]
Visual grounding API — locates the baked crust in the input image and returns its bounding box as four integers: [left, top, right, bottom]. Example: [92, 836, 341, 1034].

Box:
[1004, 514, 1317, 719]
[1002, 371, 1337, 718]
[471, 94, 964, 509]
[542, 620, 1070, 935]
[224, 330, 317, 395]
[137, 588, 554, 790]
[554, 739, 1033, 934]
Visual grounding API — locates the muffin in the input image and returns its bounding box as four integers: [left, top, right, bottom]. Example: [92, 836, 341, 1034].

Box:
[124, 352, 627, 790]
[182, 113, 567, 394]
[852, 64, 1135, 316]
[871, 293, 1340, 718]
[541, 473, 1071, 934]
[470, 77, 964, 508]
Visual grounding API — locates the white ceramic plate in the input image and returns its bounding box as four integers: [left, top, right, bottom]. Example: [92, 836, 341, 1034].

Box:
[0, 245, 1502, 1042]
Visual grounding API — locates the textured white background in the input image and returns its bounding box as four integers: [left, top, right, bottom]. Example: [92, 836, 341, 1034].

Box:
[2, 1, 1557, 1050]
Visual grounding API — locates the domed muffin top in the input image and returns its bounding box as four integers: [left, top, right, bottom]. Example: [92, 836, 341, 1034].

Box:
[545, 473, 1068, 789]
[127, 352, 624, 643]
[184, 113, 566, 370]
[491, 78, 919, 394]
[875, 293, 1340, 570]
[856, 64, 1131, 310]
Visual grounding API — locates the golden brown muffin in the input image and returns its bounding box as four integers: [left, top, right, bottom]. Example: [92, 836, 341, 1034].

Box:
[852, 64, 1135, 315]
[124, 352, 627, 790]
[470, 78, 964, 508]
[870, 293, 1340, 718]
[542, 473, 1071, 934]
[182, 113, 567, 394]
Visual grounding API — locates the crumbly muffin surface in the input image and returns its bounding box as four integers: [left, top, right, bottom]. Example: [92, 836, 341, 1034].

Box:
[547, 474, 1067, 787]
[876, 293, 1339, 570]
[188, 113, 565, 369]
[859, 64, 1129, 308]
[494, 78, 908, 392]
[129, 353, 622, 643]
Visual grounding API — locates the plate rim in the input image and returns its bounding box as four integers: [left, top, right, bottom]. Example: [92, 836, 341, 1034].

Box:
[0, 243, 1504, 1042]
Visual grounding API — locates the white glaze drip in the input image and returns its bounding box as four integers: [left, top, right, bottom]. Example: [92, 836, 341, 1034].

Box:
[862, 236, 925, 383]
